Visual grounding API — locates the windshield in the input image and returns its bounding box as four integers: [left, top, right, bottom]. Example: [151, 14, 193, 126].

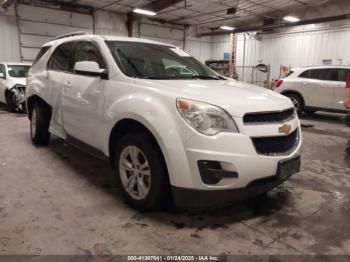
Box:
[8, 65, 31, 78]
[105, 41, 223, 80]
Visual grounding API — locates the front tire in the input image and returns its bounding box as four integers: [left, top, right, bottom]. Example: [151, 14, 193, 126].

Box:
[285, 93, 303, 116]
[30, 103, 51, 146]
[5, 91, 17, 112]
[114, 133, 169, 211]
[345, 114, 350, 127]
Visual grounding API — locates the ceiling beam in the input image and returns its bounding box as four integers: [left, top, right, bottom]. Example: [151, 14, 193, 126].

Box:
[126, 0, 185, 37]
[131, 0, 185, 21]
[196, 13, 350, 37]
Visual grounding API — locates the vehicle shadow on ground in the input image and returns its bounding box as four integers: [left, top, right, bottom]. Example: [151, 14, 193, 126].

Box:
[0, 102, 26, 117]
[47, 136, 294, 229]
[300, 112, 345, 124]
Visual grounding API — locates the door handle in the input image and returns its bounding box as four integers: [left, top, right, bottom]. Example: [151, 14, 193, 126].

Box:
[63, 82, 72, 89]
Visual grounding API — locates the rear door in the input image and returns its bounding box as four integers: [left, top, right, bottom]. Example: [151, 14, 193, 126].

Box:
[61, 40, 108, 149]
[46, 41, 77, 135]
[334, 68, 350, 111]
[301, 68, 337, 109]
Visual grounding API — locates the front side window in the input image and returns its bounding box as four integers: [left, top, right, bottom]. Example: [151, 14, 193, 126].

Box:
[105, 41, 222, 80]
[72, 41, 106, 69]
[47, 42, 76, 72]
[7, 65, 31, 78]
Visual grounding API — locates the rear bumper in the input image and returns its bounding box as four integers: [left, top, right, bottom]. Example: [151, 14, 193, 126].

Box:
[172, 168, 297, 210]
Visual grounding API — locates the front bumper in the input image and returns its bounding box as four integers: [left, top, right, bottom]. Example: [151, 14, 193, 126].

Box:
[172, 156, 299, 210]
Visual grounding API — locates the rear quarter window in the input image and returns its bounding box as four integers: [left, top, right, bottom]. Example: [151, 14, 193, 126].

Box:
[299, 70, 311, 78]
[282, 70, 294, 78]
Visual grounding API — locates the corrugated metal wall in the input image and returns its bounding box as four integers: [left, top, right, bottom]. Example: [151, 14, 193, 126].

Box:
[210, 35, 231, 60]
[184, 36, 211, 63]
[236, 21, 350, 79]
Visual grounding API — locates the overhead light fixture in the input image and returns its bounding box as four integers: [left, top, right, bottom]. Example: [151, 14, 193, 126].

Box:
[283, 16, 300, 22]
[220, 26, 235, 31]
[133, 8, 157, 16]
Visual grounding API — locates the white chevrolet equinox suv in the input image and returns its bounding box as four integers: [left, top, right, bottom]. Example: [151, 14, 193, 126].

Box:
[26, 32, 302, 211]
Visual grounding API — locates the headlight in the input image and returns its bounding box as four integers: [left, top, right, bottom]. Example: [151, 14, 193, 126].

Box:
[176, 98, 239, 136]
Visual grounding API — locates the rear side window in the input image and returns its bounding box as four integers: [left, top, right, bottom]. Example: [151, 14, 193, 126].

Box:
[299, 70, 311, 78]
[72, 41, 106, 69]
[300, 69, 337, 81]
[337, 69, 350, 82]
[33, 46, 50, 66]
[47, 42, 77, 72]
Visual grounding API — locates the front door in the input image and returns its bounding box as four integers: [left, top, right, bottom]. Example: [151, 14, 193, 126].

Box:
[61, 41, 108, 149]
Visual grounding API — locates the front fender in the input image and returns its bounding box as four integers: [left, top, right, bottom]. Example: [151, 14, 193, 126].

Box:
[101, 94, 195, 188]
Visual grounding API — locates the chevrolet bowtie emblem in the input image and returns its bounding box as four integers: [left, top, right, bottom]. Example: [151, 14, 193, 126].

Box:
[279, 124, 291, 135]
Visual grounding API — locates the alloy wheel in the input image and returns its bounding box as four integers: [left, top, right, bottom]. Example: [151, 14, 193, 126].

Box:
[119, 145, 151, 200]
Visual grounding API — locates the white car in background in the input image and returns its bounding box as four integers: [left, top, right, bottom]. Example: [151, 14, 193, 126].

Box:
[0, 62, 31, 112]
[26, 33, 302, 211]
[275, 65, 350, 116]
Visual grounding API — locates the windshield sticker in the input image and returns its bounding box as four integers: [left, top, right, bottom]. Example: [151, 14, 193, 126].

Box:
[170, 48, 191, 57]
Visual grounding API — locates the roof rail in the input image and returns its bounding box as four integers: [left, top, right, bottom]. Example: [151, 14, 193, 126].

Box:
[54, 31, 88, 40]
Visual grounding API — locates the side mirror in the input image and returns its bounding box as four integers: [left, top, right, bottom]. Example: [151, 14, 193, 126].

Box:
[74, 61, 108, 79]
[0, 72, 5, 79]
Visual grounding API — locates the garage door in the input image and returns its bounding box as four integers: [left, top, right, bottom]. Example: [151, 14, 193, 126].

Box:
[139, 23, 184, 49]
[16, 4, 93, 62]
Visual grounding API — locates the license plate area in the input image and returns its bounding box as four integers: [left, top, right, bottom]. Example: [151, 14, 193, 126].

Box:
[277, 156, 301, 180]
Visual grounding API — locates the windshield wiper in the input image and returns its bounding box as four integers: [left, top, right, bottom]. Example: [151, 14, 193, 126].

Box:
[142, 76, 173, 80]
[191, 75, 223, 80]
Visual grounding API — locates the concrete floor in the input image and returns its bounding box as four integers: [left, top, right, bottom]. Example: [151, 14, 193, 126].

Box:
[0, 104, 349, 256]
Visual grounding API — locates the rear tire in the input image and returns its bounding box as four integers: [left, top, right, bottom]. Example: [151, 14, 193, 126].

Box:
[304, 109, 317, 115]
[30, 103, 51, 146]
[285, 93, 303, 116]
[114, 133, 169, 211]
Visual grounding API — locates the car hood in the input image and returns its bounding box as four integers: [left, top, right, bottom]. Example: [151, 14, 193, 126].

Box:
[7, 77, 26, 87]
[141, 79, 293, 117]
